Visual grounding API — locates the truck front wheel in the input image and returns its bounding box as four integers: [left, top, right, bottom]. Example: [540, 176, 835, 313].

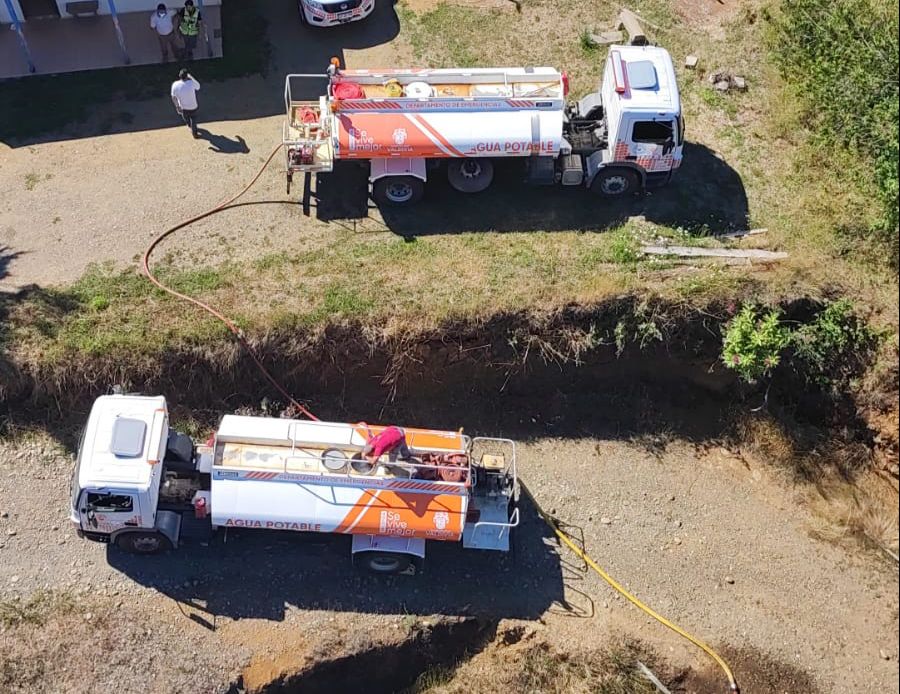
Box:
[372, 176, 425, 206]
[358, 552, 412, 575]
[591, 168, 640, 197]
[116, 531, 172, 555]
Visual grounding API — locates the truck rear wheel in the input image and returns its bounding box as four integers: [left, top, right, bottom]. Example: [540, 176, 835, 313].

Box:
[591, 168, 640, 197]
[116, 531, 171, 555]
[447, 158, 494, 193]
[358, 552, 412, 575]
[372, 176, 425, 206]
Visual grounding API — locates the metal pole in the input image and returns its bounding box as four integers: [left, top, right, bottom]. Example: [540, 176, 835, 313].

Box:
[3, 0, 36, 73]
[194, 0, 213, 58]
[106, 0, 130, 64]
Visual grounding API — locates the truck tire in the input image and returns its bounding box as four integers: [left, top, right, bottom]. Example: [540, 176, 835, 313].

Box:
[297, 1, 308, 24]
[358, 552, 412, 575]
[447, 158, 494, 193]
[591, 168, 640, 197]
[116, 531, 172, 555]
[372, 176, 425, 206]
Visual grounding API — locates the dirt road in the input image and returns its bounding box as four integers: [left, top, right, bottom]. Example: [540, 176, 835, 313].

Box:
[1, 431, 896, 693]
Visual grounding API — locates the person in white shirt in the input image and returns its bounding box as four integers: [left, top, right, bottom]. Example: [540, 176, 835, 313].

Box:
[171, 69, 201, 138]
[150, 3, 179, 63]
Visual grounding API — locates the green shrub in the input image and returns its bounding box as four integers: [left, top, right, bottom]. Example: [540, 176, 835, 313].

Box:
[723, 300, 878, 386]
[791, 299, 878, 387]
[769, 0, 899, 264]
[722, 305, 791, 383]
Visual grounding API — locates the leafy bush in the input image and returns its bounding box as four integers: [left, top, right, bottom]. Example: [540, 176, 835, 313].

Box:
[792, 299, 878, 387]
[723, 300, 879, 386]
[722, 305, 792, 383]
[769, 0, 899, 264]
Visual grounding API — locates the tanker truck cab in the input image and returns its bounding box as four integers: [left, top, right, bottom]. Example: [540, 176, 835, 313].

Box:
[70, 395, 195, 554]
[585, 44, 683, 194]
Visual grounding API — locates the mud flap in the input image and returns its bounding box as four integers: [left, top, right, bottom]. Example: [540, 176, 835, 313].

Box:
[154, 509, 182, 549]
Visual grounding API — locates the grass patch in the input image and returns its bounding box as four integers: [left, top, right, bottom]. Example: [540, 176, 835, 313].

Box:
[6, 226, 682, 363]
[0, 0, 270, 141]
[768, 0, 899, 266]
[412, 639, 667, 694]
[0, 591, 76, 629]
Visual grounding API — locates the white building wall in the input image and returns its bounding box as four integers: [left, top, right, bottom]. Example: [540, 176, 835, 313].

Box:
[2, 0, 220, 22]
[1, 0, 25, 24]
[55, 0, 221, 18]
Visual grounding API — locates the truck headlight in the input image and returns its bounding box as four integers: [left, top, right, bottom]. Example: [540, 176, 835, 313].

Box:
[306, 1, 324, 10]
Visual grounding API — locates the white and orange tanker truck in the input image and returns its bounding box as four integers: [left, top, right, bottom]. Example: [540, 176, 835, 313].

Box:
[283, 44, 683, 206]
[70, 395, 517, 574]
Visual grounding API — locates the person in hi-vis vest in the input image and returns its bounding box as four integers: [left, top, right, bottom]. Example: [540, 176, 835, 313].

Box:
[177, 0, 202, 61]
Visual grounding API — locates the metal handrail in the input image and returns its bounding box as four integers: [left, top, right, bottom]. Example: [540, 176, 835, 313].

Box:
[470, 506, 520, 533]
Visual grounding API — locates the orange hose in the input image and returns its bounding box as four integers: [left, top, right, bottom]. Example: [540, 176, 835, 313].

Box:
[141, 143, 319, 421]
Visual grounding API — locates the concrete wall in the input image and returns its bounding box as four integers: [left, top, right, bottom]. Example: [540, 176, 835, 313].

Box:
[0, 0, 220, 21]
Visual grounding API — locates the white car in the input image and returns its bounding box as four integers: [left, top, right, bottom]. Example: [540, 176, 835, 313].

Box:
[299, 0, 375, 27]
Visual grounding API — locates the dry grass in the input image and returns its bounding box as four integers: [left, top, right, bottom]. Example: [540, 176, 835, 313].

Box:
[419, 639, 665, 694]
[807, 473, 900, 556]
[0, 590, 76, 629]
[730, 412, 899, 556]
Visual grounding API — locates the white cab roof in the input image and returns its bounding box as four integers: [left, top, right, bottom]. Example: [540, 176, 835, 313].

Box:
[78, 395, 168, 491]
[608, 44, 680, 114]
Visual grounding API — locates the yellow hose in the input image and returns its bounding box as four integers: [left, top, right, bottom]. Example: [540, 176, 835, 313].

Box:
[520, 481, 739, 693]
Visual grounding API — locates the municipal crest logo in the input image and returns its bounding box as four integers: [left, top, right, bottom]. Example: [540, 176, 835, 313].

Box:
[433, 511, 450, 530]
[392, 128, 408, 145]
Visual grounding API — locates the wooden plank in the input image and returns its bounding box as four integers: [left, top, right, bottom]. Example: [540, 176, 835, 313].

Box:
[636, 660, 672, 694]
[617, 8, 648, 45]
[714, 228, 768, 239]
[640, 245, 788, 260]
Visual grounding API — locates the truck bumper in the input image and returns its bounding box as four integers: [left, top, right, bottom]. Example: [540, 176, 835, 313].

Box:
[303, 0, 375, 27]
[77, 529, 110, 544]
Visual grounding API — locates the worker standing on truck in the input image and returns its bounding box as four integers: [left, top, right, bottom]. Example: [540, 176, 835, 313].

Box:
[171, 69, 201, 138]
[150, 3, 179, 63]
[177, 0, 202, 61]
[363, 426, 412, 464]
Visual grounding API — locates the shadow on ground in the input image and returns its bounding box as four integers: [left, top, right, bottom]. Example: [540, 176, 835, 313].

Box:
[0, 246, 26, 282]
[364, 142, 750, 234]
[107, 491, 572, 623]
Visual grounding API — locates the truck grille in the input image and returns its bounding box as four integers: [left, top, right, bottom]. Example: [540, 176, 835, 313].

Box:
[323, 0, 362, 11]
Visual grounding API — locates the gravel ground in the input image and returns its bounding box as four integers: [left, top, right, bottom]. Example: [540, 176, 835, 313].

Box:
[1, 431, 896, 693]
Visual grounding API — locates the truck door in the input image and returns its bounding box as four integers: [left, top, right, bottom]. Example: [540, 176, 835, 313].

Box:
[78, 491, 141, 535]
[628, 119, 677, 172]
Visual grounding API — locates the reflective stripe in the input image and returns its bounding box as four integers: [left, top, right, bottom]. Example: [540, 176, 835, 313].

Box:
[179, 9, 199, 36]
